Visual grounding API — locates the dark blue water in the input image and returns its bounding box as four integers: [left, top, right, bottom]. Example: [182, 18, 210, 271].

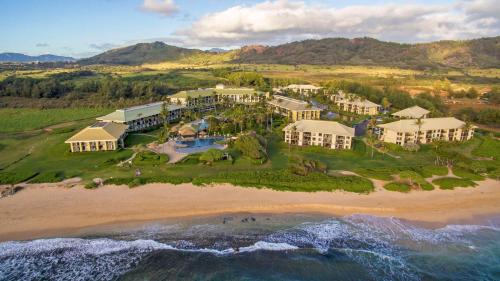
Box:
[1, 214, 499, 281]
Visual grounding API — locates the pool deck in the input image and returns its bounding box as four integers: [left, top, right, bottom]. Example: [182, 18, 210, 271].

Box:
[152, 140, 188, 164]
[151, 139, 228, 164]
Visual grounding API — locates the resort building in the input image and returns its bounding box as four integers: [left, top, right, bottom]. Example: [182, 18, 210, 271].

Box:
[277, 84, 322, 96]
[169, 85, 267, 111]
[283, 120, 355, 149]
[377, 117, 474, 145]
[392, 105, 430, 119]
[267, 95, 321, 121]
[97, 102, 184, 132]
[65, 122, 128, 152]
[331, 92, 380, 115]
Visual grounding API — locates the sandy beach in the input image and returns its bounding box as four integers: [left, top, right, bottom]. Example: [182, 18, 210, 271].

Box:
[0, 179, 499, 241]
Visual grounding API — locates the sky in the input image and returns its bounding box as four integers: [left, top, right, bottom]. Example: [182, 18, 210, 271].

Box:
[0, 0, 498, 58]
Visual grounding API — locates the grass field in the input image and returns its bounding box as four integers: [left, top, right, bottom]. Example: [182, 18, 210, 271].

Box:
[0, 108, 111, 133]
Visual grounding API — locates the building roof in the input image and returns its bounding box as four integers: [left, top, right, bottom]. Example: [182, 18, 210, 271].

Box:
[377, 117, 469, 133]
[286, 84, 322, 90]
[392, 106, 430, 118]
[97, 102, 184, 123]
[268, 95, 321, 111]
[65, 122, 128, 143]
[283, 120, 354, 137]
[337, 97, 380, 108]
[334, 92, 380, 108]
[171, 87, 264, 99]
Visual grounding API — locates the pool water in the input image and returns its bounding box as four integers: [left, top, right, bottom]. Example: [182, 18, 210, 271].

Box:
[175, 137, 225, 153]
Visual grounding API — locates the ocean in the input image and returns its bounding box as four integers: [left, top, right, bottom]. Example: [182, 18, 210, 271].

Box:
[1, 214, 499, 281]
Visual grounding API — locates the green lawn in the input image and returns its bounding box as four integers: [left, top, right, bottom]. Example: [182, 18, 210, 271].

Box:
[0, 108, 111, 133]
[472, 136, 500, 160]
[125, 134, 157, 147]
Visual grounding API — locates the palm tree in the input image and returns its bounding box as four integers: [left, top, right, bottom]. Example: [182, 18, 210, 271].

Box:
[288, 125, 297, 152]
[415, 118, 424, 144]
[160, 102, 169, 124]
[366, 118, 377, 159]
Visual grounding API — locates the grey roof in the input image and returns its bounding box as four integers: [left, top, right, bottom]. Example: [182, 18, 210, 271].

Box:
[268, 95, 321, 111]
[377, 117, 470, 133]
[283, 120, 354, 137]
[392, 106, 430, 118]
[97, 102, 185, 123]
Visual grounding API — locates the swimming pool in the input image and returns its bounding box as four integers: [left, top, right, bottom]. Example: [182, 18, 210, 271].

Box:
[175, 137, 225, 153]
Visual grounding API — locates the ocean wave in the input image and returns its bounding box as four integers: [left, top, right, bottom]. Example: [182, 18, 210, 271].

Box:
[1, 215, 499, 281]
[0, 238, 300, 281]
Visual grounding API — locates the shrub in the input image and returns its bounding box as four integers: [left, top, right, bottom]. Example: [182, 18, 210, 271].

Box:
[192, 169, 374, 193]
[30, 171, 65, 183]
[132, 151, 168, 166]
[433, 178, 477, 190]
[452, 167, 485, 181]
[103, 175, 192, 187]
[85, 182, 98, 189]
[384, 182, 411, 192]
[0, 171, 38, 184]
[399, 170, 434, 190]
[418, 165, 448, 178]
[402, 142, 420, 152]
[233, 133, 267, 160]
[354, 167, 399, 180]
[288, 155, 327, 176]
[199, 149, 225, 164]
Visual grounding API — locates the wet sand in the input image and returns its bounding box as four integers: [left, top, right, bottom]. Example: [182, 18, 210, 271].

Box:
[0, 179, 499, 241]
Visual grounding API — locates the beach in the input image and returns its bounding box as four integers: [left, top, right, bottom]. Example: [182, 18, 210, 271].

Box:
[0, 179, 499, 241]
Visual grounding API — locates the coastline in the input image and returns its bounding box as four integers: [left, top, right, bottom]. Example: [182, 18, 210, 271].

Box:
[0, 179, 499, 242]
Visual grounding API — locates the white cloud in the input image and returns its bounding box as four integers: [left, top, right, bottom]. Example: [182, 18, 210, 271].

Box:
[142, 0, 178, 16]
[89, 43, 119, 51]
[175, 0, 500, 47]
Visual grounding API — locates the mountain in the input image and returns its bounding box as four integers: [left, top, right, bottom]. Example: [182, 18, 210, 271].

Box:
[0, 53, 75, 63]
[207, 48, 230, 53]
[78, 37, 500, 69]
[234, 37, 500, 69]
[79, 41, 202, 65]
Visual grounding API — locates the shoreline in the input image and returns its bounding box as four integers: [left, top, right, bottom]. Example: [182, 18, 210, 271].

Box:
[0, 179, 499, 242]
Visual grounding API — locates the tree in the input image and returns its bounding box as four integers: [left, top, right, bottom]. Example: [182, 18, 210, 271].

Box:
[414, 118, 424, 144]
[381, 97, 391, 110]
[199, 149, 224, 165]
[288, 125, 297, 152]
[158, 123, 170, 143]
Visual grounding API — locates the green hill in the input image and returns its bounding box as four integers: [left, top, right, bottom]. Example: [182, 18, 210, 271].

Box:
[79, 41, 203, 65]
[78, 37, 500, 69]
[234, 37, 500, 69]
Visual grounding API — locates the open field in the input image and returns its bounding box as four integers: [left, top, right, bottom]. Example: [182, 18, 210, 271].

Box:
[0, 108, 111, 133]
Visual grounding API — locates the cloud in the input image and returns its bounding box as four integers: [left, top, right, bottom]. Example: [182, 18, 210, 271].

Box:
[36, 43, 49, 47]
[89, 43, 119, 51]
[175, 0, 500, 47]
[141, 0, 178, 16]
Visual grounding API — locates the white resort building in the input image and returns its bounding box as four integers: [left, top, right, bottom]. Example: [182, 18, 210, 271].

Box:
[97, 102, 184, 132]
[65, 122, 128, 152]
[377, 117, 474, 145]
[283, 120, 355, 149]
[392, 105, 430, 119]
[278, 84, 322, 96]
[169, 84, 267, 111]
[267, 95, 322, 121]
[331, 92, 380, 115]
